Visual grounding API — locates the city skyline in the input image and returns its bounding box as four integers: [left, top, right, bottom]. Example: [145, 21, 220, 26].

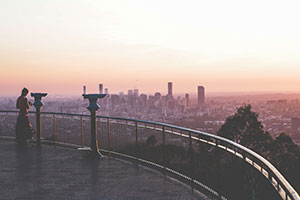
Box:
[84, 82, 205, 99]
[2, 82, 300, 98]
[1, 0, 300, 96]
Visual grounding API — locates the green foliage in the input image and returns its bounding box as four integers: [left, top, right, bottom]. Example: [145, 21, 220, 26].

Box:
[145, 135, 157, 147]
[217, 104, 272, 154]
[268, 133, 300, 191]
[217, 104, 300, 199]
[121, 135, 188, 169]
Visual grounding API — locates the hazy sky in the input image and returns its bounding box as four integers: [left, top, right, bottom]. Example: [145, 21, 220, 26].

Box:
[1, 0, 300, 96]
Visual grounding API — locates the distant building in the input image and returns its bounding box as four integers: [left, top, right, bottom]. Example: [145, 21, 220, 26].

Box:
[99, 84, 103, 94]
[154, 92, 161, 101]
[83, 85, 86, 94]
[291, 99, 299, 104]
[185, 93, 189, 107]
[278, 99, 287, 105]
[148, 95, 156, 109]
[128, 90, 133, 96]
[198, 85, 205, 106]
[134, 89, 139, 97]
[105, 88, 108, 95]
[111, 94, 120, 108]
[140, 94, 147, 103]
[292, 117, 300, 131]
[267, 100, 277, 105]
[168, 82, 173, 97]
[140, 94, 147, 109]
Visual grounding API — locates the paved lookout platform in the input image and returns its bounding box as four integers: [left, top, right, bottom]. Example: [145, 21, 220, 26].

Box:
[0, 139, 209, 200]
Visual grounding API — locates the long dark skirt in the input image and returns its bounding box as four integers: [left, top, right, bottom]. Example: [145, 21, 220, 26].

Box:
[16, 116, 34, 144]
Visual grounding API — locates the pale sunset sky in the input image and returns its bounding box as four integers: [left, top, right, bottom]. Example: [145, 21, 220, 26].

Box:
[1, 0, 300, 96]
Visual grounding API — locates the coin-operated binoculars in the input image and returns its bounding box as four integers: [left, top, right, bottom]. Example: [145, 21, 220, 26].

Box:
[31, 93, 47, 145]
[83, 94, 106, 157]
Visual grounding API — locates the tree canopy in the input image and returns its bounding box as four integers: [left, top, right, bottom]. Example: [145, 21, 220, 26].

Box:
[217, 104, 272, 154]
[217, 104, 300, 194]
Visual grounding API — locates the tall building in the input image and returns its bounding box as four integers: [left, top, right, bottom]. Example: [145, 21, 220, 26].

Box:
[198, 85, 205, 106]
[154, 92, 161, 101]
[111, 94, 120, 108]
[134, 89, 139, 97]
[140, 94, 147, 105]
[103, 88, 109, 107]
[83, 85, 86, 94]
[168, 82, 173, 97]
[99, 84, 103, 94]
[185, 93, 189, 107]
[128, 89, 133, 96]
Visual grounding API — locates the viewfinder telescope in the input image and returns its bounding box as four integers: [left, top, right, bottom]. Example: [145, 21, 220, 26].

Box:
[82, 94, 106, 111]
[31, 93, 48, 108]
[30, 92, 47, 145]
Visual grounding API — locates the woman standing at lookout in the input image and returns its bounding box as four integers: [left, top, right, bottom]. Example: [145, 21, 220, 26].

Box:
[16, 88, 33, 144]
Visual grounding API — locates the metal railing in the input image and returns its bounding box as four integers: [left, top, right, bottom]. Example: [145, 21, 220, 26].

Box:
[0, 110, 299, 200]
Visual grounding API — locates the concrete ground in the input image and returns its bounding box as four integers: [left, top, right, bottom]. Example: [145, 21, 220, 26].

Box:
[0, 139, 210, 200]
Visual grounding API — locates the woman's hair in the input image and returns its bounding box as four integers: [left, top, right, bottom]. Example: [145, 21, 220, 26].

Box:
[21, 88, 29, 96]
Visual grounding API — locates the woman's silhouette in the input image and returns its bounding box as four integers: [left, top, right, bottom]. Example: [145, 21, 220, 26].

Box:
[16, 88, 33, 144]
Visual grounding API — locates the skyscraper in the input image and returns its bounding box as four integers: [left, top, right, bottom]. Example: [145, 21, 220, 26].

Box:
[99, 84, 103, 94]
[168, 82, 173, 97]
[83, 85, 86, 94]
[134, 89, 139, 97]
[128, 89, 133, 96]
[198, 86, 205, 106]
[154, 92, 161, 101]
[185, 93, 189, 107]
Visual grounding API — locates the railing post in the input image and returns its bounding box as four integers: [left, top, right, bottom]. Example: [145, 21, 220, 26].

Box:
[268, 170, 275, 191]
[277, 179, 280, 192]
[162, 126, 166, 173]
[82, 94, 106, 158]
[80, 116, 84, 147]
[31, 93, 47, 145]
[107, 118, 111, 157]
[53, 114, 56, 145]
[135, 121, 138, 164]
[215, 139, 223, 200]
[189, 131, 194, 192]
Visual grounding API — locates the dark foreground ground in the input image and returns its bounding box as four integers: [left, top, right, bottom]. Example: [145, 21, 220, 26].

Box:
[0, 139, 209, 200]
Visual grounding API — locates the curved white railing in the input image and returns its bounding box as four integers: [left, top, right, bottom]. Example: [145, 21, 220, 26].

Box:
[0, 110, 299, 200]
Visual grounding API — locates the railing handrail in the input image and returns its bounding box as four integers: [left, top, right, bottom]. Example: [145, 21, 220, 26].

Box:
[0, 109, 299, 200]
